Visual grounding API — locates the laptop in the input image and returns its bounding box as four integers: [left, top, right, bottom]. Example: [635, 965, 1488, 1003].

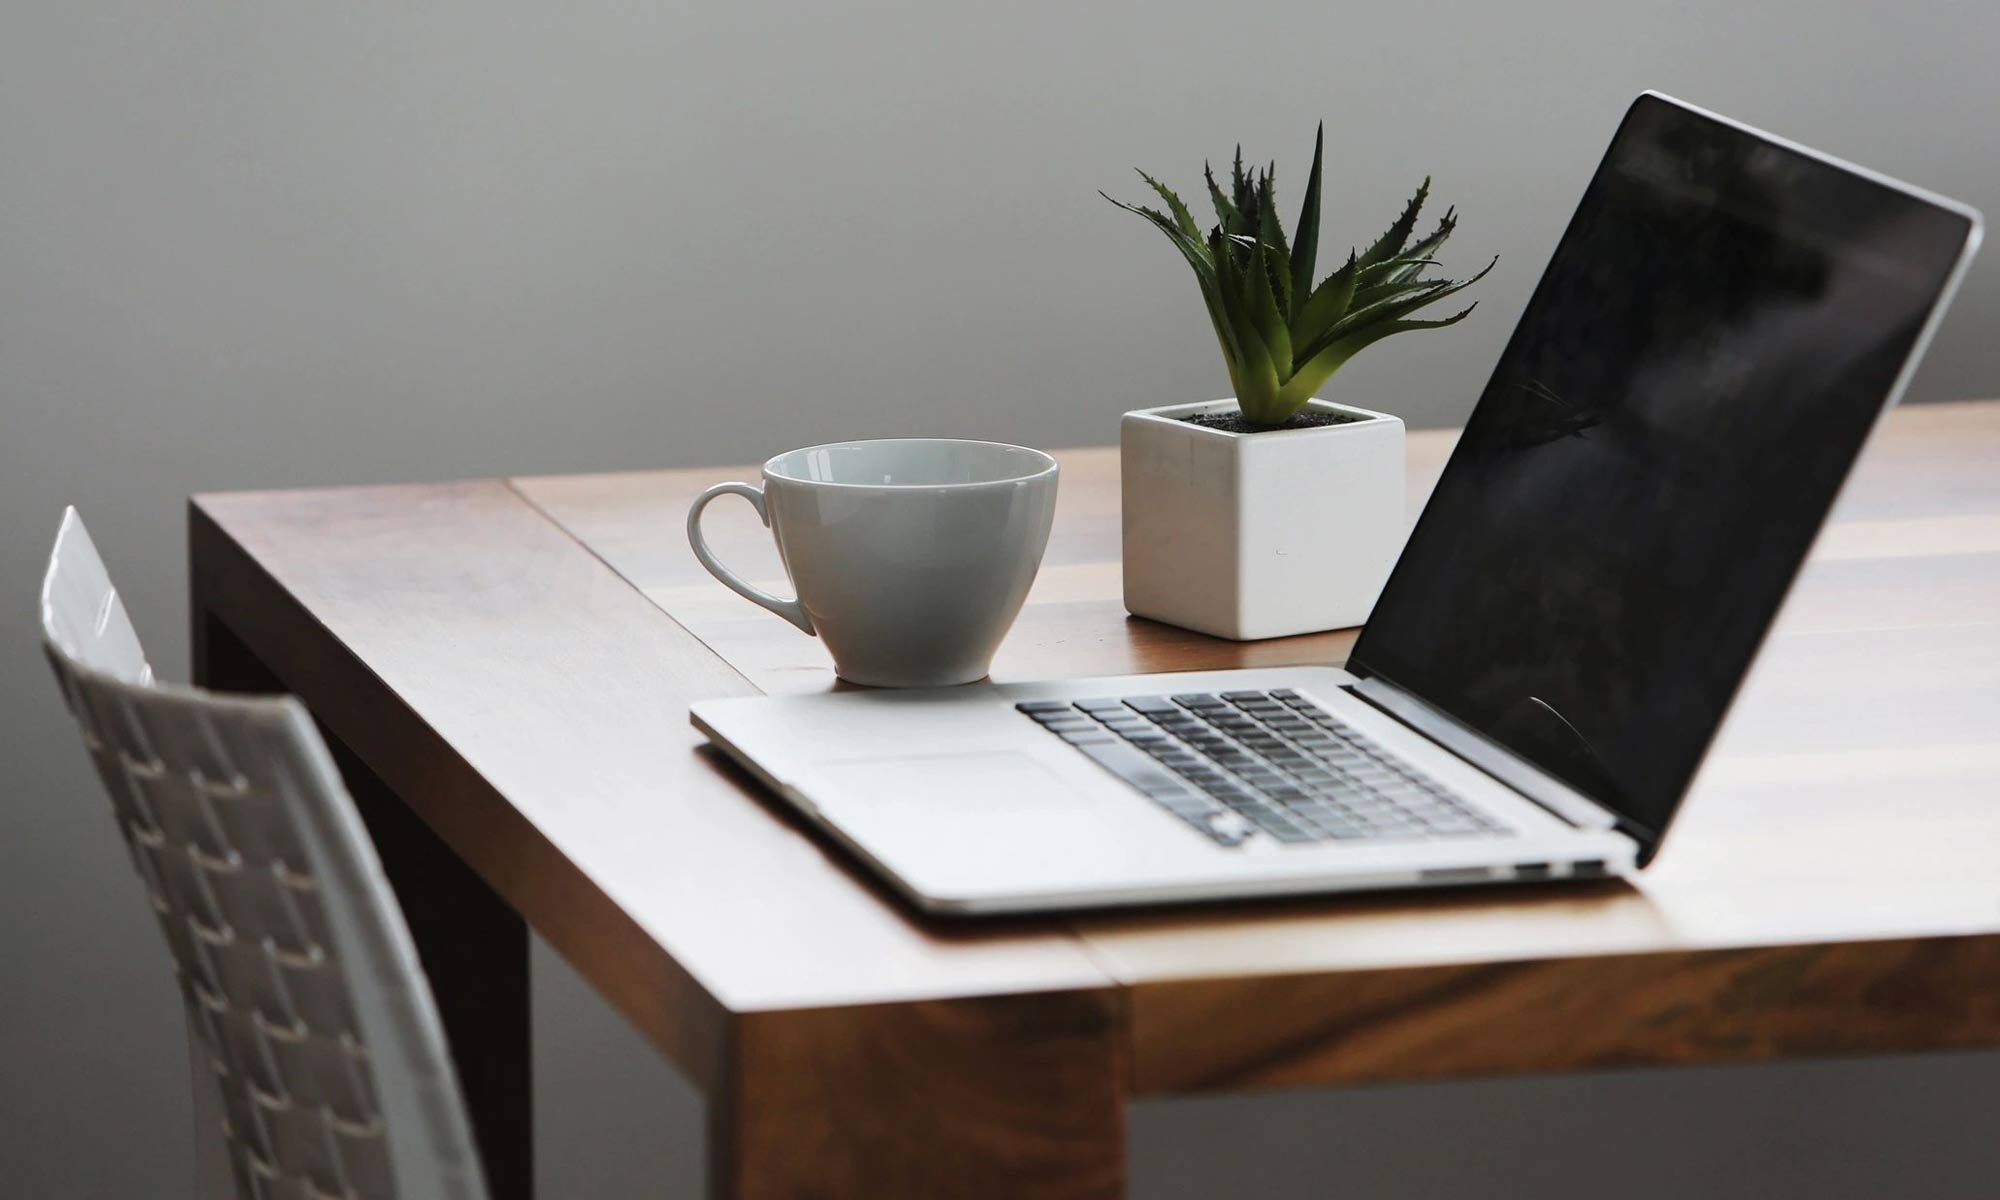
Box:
[692, 93, 1982, 915]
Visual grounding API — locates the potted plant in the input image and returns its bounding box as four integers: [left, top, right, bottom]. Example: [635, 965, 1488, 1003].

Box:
[1105, 126, 1492, 639]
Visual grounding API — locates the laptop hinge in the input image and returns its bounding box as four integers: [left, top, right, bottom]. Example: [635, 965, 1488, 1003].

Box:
[1347, 675, 1648, 849]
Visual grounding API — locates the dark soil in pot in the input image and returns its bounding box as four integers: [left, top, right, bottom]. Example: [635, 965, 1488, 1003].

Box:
[1179, 409, 1366, 434]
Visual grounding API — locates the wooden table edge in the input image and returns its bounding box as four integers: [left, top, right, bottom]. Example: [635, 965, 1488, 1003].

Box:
[183, 401, 2000, 1196]
[190, 485, 1136, 1195]
[186, 486, 1130, 1074]
[189, 492, 740, 1087]
[1125, 928, 2000, 1095]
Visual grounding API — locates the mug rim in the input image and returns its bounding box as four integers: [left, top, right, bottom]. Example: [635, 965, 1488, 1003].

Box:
[761, 437, 1059, 491]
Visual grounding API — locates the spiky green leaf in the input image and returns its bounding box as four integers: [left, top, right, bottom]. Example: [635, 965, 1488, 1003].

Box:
[1228, 234, 1296, 327]
[1137, 170, 1200, 239]
[1360, 256, 1438, 284]
[1246, 235, 1293, 380]
[1266, 248, 1294, 333]
[1350, 273, 1454, 311]
[1290, 124, 1324, 310]
[1231, 146, 1255, 226]
[1351, 259, 1444, 304]
[1204, 227, 1251, 381]
[1277, 304, 1480, 412]
[1301, 256, 1496, 361]
[1358, 178, 1430, 268]
[1289, 248, 1360, 347]
[1309, 280, 1448, 347]
[1390, 207, 1457, 282]
[1253, 171, 1292, 316]
[1204, 161, 1242, 235]
[1212, 227, 1282, 421]
[1258, 166, 1287, 252]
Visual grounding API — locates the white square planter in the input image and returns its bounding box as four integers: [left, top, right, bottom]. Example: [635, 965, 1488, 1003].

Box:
[1121, 398, 1405, 640]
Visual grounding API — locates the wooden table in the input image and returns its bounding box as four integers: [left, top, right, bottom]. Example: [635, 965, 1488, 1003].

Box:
[189, 400, 2000, 1199]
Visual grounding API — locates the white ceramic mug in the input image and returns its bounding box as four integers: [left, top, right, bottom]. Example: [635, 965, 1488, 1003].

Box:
[687, 438, 1059, 688]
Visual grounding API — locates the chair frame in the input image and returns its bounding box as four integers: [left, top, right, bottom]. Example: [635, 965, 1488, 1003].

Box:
[42, 507, 490, 1200]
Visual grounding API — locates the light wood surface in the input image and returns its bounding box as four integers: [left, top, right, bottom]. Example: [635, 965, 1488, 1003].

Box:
[190, 476, 1124, 1197]
[514, 400, 2000, 1075]
[194, 400, 2000, 1196]
[188, 482, 1108, 1024]
[717, 990, 1125, 1197]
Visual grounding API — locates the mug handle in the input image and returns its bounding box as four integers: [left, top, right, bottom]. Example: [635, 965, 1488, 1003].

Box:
[686, 482, 815, 636]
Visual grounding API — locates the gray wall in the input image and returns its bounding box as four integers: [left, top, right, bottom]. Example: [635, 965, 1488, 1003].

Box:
[5, 2, 1997, 1196]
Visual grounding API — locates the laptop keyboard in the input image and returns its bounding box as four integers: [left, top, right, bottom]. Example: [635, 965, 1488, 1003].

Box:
[1018, 689, 1510, 848]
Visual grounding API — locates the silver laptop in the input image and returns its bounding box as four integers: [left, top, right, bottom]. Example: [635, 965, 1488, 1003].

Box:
[694, 93, 1982, 915]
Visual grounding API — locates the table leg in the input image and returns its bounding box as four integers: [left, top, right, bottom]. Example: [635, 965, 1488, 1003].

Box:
[709, 989, 1126, 1199]
[194, 614, 535, 1200]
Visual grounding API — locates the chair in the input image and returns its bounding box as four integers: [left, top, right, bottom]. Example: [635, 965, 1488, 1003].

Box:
[41, 508, 490, 1200]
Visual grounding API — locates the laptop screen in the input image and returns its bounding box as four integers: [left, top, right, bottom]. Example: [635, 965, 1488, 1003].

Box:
[1347, 94, 1977, 848]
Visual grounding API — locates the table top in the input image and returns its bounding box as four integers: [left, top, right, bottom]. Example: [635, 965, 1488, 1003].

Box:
[191, 400, 2000, 1095]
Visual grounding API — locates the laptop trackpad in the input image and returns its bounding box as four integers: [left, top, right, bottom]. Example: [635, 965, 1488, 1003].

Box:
[814, 751, 1080, 813]
[811, 751, 1133, 903]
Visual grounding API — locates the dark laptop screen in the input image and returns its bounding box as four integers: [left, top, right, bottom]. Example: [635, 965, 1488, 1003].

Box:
[1347, 94, 1976, 848]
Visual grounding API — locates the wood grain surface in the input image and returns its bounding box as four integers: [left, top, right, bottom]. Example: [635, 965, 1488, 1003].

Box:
[514, 400, 2000, 1093]
[188, 482, 1112, 1062]
[1128, 932, 2000, 1094]
[716, 989, 1125, 1198]
[190, 401, 2000, 1199]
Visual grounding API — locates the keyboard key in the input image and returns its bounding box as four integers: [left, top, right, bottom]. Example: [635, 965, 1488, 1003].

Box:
[1074, 698, 1129, 713]
[1161, 799, 1209, 818]
[1172, 693, 1228, 708]
[1124, 696, 1180, 714]
[1073, 739, 1189, 791]
[1016, 700, 1071, 713]
[1264, 824, 1318, 844]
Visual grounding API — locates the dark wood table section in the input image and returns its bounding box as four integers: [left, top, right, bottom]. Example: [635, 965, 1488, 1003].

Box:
[190, 400, 2000, 1198]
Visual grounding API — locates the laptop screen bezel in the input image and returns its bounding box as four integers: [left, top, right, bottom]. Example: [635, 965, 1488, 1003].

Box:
[1343, 91, 1983, 863]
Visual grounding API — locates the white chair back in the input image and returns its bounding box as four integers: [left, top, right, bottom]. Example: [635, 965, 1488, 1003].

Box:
[41, 508, 490, 1200]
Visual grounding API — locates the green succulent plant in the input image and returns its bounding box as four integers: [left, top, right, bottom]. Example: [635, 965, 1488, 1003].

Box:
[1105, 125, 1494, 429]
